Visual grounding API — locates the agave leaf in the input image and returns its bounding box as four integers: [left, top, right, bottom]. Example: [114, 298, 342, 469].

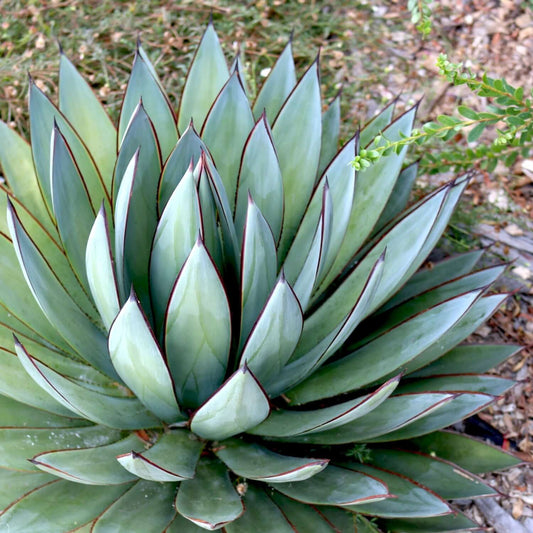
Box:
[273, 59, 322, 259]
[29, 80, 109, 214]
[239, 197, 278, 348]
[202, 71, 255, 209]
[117, 429, 204, 482]
[0, 470, 56, 511]
[359, 97, 397, 148]
[190, 365, 270, 441]
[404, 294, 508, 375]
[368, 449, 497, 499]
[252, 39, 296, 122]
[397, 374, 515, 396]
[0, 350, 79, 417]
[320, 105, 417, 288]
[292, 182, 332, 311]
[31, 433, 143, 485]
[0, 121, 54, 232]
[283, 134, 357, 291]
[92, 480, 177, 532]
[108, 293, 183, 423]
[225, 484, 294, 533]
[7, 203, 115, 378]
[286, 289, 480, 404]
[14, 340, 161, 429]
[383, 513, 482, 533]
[374, 161, 419, 233]
[342, 463, 451, 518]
[411, 430, 522, 474]
[230, 50, 250, 97]
[166, 513, 216, 532]
[379, 250, 485, 314]
[85, 205, 121, 331]
[284, 393, 454, 445]
[118, 43, 177, 160]
[0, 423, 121, 471]
[250, 375, 400, 437]
[300, 182, 450, 355]
[176, 458, 244, 530]
[411, 344, 522, 378]
[239, 275, 302, 391]
[369, 392, 494, 443]
[178, 22, 229, 133]
[150, 166, 202, 331]
[113, 104, 161, 313]
[234, 115, 284, 243]
[165, 239, 231, 408]
[158, 122, 209, 211]
[271, 492, 357, 532]
[318, 92, 341, 177]
[0, 394, 88, 429]
[0, 479, 133, 532]
[271, 464, 389, 506]
[215, 439, 328, 483]
[59, 52, 117, 186]
[51, 125, 96, 289]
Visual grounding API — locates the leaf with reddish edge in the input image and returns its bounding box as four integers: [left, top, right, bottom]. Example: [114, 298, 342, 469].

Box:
[117, 429, 204, 482]
[214, 439, 328, 483]
[176, 458, 244, 531]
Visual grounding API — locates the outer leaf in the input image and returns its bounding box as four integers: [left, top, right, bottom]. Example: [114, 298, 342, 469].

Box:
[201, 71, 255, 209]
[411, 430, 522, 474]
[176, 458, 244, 530]
[396, 374, 515, 396]
[178, 22, 229, 133]
[368, 449, 497, 499]
[158, 122, 209, 211]
[273, 59, 322, 258]
[286, 290, 480, 404]
[411, 344, 522, 378]
[59, 52, 117, 186]
[92, 480, 177, 533]
[239, 197, 278, 349]
[51, 125, 96, 288]
[0, 480, 132, 532]
[225, 485, 294, 533]
[343, 463, 451, 518]
[30, 433, 143, 485]
[359, 97, 396, 148]
[320, 105, 417, 288]
[190, 365, 270, 441]
[240, 275, 303, 392]
[0, 469, 56, 511]
[283, 393, 454, 445]
[108, 293, 182, 423]
[0, 423, 121, 472]
[7, 203, 115, 378]
[318, 92, 341, 177]
[215, 439, 328, 483]
[150, 166, 202, 331]
[117, 429, 204, 482]
[250, 376, 399, 437]
[0, 121, 53, 232]
[118, 43, 177, 159]
[165, 240, 231, 408]
[14, 340, 161, 429]
[29, 80, 109, 214]
[234, 115, 284, 243]
[271, 465, 389, 506]
[384, 513, 482, 533]
[253, 39, 296, 122]
[85, 205, 121, 331]
[113, 103, 161, 312]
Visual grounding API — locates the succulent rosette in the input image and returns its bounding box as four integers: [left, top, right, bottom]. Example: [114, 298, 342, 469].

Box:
[0, 22, 521, 532]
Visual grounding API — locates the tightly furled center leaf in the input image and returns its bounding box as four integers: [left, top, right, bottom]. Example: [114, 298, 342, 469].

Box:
[0, 21, 520, 533]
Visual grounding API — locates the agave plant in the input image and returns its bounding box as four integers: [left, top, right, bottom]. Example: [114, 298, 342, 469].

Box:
[0, 22, 522, 532]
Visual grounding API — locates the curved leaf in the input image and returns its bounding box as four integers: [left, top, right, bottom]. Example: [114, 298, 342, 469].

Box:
[190, 365, 270, 441]
[164, 239, 231, 408]
[318, 92, 341, 177]
[0, 469, 56, 511]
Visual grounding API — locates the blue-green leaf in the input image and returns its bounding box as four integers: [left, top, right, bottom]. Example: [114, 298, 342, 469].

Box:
[318, 92, 341, 177]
